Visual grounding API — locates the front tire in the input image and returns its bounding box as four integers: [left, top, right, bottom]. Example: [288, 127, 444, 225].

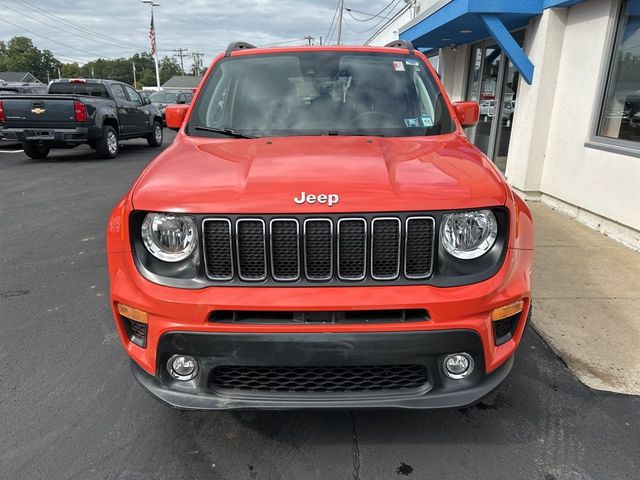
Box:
[96, 126, 119, 159]
[22, 142, 50, 159]
[147, 120, 163, 147]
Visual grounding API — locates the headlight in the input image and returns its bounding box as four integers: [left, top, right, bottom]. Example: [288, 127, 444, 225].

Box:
[141, 213, 197, 262]
[440, 209, 498, 260]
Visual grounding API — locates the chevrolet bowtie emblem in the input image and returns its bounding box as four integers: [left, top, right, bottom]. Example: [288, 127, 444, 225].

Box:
[31, 107, 46, 115]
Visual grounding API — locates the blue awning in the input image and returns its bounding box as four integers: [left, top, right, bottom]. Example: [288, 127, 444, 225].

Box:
[400, 0, 587, 84]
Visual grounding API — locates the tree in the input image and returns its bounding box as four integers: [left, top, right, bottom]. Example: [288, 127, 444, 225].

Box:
[139, 69, 157, 87]
[0, 37, 61, 81]
[0, 36, 198, 87]
[60, 62, 82, 78]
[159, 56, 182, 84]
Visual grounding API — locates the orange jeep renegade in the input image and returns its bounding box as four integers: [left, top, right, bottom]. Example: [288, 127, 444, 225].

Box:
[107, 41, 533, 410]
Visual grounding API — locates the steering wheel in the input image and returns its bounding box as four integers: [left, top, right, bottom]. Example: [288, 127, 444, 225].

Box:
[348, 111, 399, 128]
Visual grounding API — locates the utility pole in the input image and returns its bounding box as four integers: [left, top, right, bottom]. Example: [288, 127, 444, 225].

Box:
[303, 35, 315, 46]
[174, 48, 189, 75]
[336, 0, 344, 45]
[142, 0, 161, 90]
[91, 67, 95, 79]
[191, 51, 204, 76]
[132, 61, 137, 88]
[57, 67, 61, 79]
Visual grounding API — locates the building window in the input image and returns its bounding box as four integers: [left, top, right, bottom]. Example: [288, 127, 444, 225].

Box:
[598, 0, 640, 143]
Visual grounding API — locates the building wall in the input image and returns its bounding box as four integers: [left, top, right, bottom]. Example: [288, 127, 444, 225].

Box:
[366, 5, 418, 46]
[437, 46, 469, 101]
[504, 0, 639, 247]
[538, 0, 640, 239]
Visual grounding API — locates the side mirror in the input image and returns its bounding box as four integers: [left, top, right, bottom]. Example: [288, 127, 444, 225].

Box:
[144, 97, 151, 105]
[452, 101, 480, 128]
[165, 104, 189, 131]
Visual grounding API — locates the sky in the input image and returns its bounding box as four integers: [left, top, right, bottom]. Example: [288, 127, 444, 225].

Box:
[0, 0, 409, 69]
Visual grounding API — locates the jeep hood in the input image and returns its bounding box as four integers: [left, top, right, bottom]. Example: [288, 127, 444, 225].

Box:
[132, 134, 508, 213]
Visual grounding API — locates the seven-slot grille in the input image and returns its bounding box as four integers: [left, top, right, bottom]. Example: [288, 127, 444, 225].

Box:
[203, 216, 435, 284]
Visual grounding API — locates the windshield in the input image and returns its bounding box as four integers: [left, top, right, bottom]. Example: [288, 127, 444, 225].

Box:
[150, 92, 179, 103]
[48, 82, 109, 97]
[187, 51, 453, 138]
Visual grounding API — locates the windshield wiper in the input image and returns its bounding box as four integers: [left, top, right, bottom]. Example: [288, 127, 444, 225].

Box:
[325, 131, 387, 137]
[192, 125, 255, 139]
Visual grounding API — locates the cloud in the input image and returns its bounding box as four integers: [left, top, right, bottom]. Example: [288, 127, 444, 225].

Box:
[0, 0, 407, 67]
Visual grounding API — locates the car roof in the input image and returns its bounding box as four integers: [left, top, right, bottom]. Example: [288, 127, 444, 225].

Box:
[225, 44, 415, 58]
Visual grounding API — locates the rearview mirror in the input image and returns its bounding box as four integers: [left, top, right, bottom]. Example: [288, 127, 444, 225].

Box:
[165, 104, 189, 131]
[452, 101, 480, 128]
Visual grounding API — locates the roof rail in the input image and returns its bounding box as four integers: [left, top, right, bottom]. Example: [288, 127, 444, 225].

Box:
[225, 41, 257, 56]
[385, 40, 415, 51]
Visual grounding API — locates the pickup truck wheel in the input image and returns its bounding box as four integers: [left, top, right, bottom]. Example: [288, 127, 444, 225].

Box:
[22, 142, 50, 159]
[147, 120, 163, 147]
[96, 126, 119, 159]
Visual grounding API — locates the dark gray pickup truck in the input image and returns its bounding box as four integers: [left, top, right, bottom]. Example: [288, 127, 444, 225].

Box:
[0, 79, 164, 159]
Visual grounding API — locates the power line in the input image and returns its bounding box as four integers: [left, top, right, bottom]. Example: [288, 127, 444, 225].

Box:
[14, 0, 147, 51]
[345, 8, 393, 22]
[325, 1, 340, 45]
[347, 0, 399, 23]
[364, 2, 413, 44]
[344, 0, 404, 34]
[0, 1, 140, 55]
[0, 16, 103, 58]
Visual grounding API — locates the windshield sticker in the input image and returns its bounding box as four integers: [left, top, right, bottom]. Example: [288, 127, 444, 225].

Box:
[405, 59, 420, 66]
[393, 61, 405, 72]
[404, 118, 421, 128]
[421, 115, 434, 127]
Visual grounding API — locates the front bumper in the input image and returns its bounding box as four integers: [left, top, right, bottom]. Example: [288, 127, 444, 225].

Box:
[132, 330, 515, 410]
[109, 244, 532, 410]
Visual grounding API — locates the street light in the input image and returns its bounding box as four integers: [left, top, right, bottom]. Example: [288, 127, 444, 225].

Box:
[142, 0, 161, 91]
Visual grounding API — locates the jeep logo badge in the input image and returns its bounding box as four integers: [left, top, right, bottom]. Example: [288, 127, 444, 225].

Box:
[294, 192, 340, 207]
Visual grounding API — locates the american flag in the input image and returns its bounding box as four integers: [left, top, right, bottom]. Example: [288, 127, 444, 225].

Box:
[149, 13, 156, 56]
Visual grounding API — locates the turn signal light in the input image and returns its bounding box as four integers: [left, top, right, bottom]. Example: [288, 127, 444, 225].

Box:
[491, 300, 524, 322]
[0, 99, 5, 123]
[117, 303, 149, 324]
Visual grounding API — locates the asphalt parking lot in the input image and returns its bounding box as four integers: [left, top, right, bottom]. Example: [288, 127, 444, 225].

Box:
[1, 132, 639, 480]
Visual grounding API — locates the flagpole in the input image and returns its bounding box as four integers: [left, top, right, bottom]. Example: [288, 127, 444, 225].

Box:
[142, 1, 161, 90]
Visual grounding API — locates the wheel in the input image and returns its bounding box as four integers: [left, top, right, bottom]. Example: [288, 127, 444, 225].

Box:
[22, 142, 50, 159]
[147, 120, 163, 147]
[96, 126, 119, 159]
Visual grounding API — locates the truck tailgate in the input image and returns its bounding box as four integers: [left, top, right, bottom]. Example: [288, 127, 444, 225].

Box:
[2, 96, 77, 128]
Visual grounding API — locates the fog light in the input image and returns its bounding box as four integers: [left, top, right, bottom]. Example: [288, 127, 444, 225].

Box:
[167, 355, 199, 381]
[443, 353, 474, 379]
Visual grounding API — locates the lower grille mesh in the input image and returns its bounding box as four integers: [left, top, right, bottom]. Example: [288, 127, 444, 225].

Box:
[210, 364, 429, 393]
